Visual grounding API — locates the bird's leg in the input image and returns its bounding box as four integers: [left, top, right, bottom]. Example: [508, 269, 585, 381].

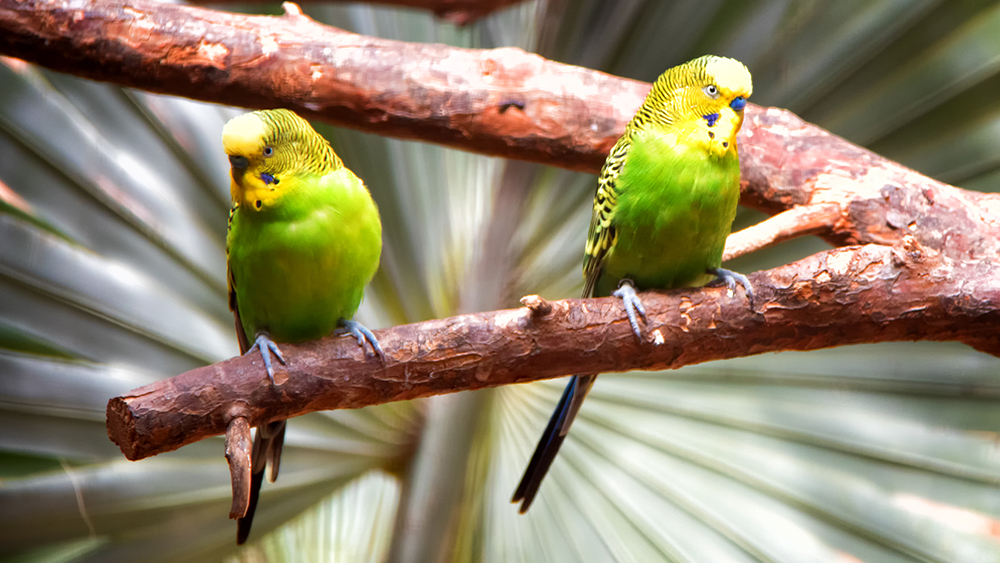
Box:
[337, 319, 385, 360]
[247, 331, 285, 385]
[612, 279, 647, 340]
[707, 267, 755, 308]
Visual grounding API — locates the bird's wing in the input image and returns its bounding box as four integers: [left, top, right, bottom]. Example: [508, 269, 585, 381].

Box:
[582, 135, 629, 298]
[227, 203, 251, 355]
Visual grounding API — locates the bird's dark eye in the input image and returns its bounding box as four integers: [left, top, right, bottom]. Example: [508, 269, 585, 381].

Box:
[704, 85, 719, 98]
[730, 96, 747, 111]
[263, 146, 274, 157]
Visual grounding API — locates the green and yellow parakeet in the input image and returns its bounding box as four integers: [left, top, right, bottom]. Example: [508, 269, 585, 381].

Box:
[513, 55, 754, 512]
[222, 109, 383, 543]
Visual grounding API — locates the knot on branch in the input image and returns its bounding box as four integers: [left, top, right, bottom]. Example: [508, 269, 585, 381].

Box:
[891, 234, 936, 268]
[281, 2, 305, 18]
[520, 294, 553, 317]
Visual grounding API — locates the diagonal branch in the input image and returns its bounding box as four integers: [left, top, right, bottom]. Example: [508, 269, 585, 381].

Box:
[2, 0, 998, 263]
[0, 0, 635, 171]
[721, 203, 840, 263]
[737, 108, 1000, 261]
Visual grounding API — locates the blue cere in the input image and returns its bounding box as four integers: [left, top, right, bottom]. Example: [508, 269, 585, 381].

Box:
[730, 96, 747, 111]
[703, 113, 720, 127]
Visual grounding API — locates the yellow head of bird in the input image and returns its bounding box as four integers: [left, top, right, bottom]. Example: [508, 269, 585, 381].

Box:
[222, 109, 340, 211]
[641, 55, 753, 158]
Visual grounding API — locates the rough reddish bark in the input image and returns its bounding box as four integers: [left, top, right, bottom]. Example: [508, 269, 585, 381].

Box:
[107, 237, 1000, 462]
[225, 416, 252, 519]
[722, 203, 841, 263]
[0, 0, 641, 172]
[739, 108, 1000, 262]
[3, 0, 998, 258]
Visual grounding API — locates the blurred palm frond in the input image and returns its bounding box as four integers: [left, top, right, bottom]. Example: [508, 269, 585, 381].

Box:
[2, 1, 1000, 562]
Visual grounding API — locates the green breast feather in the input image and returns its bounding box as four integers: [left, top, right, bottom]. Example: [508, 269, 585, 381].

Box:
[227, 167, 382, 343]
[593, 128, 741, 297]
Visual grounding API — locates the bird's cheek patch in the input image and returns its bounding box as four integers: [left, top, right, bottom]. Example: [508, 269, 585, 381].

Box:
[243, 183, 278, 212]
[260, 172, 279, 185]
[702, 113, 720, 127]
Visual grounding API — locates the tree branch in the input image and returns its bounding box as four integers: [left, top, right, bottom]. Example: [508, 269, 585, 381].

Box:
[225, 416, 251, 519]
[722, 203, 840, 263]
[737, 108, 1000, 263]
[107, 236, 1000, 462]
[2, 0, 998, 261]
[0, 0, 651, 171]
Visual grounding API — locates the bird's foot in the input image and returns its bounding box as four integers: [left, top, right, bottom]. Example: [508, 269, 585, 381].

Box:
[337, 319, 385, 360]
[248, 332, 285, 385]
[612, 279, 647, 340]
[708, 267, 755, 308]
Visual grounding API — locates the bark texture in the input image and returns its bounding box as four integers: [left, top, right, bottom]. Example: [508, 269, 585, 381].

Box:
[738, 108, 1000, 262]
[2, 0, 998, 242]
[225, 416, 252, 519]
[0, 0, 644, 170]
[107, 236, 1000, 462]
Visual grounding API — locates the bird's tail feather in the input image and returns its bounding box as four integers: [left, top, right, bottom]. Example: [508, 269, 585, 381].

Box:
[236, 470, 265, 545]
[512, 374, 595, 513]
[268, 423, 285, 483]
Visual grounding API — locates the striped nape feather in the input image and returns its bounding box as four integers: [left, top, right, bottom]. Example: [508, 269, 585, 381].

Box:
[629, 55, 752, 132]
[254, 109, 343, 175]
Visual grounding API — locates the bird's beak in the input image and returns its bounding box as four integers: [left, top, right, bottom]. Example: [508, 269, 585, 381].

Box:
[228, 155, 251, 207]
[229, 155, 249, 170]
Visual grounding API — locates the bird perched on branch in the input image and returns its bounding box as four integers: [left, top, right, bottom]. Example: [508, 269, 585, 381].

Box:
[513, 55, 754, 512]
[223, 109, 383, 543]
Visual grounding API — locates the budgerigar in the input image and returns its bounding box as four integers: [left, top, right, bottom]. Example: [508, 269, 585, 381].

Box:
[223, 109, 383, 543]
[512, 55, 754, 512]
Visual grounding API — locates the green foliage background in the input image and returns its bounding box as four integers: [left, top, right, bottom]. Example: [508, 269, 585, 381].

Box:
[2, 1, 1000, 562]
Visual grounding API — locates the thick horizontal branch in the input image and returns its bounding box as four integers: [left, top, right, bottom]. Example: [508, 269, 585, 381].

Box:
[107, 237, 1000, 461]
[2, 0, 998, 263]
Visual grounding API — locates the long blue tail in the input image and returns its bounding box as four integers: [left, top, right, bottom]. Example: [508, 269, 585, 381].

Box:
[512, 374, 595, 513]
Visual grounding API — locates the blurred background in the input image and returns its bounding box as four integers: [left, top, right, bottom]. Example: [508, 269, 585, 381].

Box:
[3, 1, 1000, 561]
